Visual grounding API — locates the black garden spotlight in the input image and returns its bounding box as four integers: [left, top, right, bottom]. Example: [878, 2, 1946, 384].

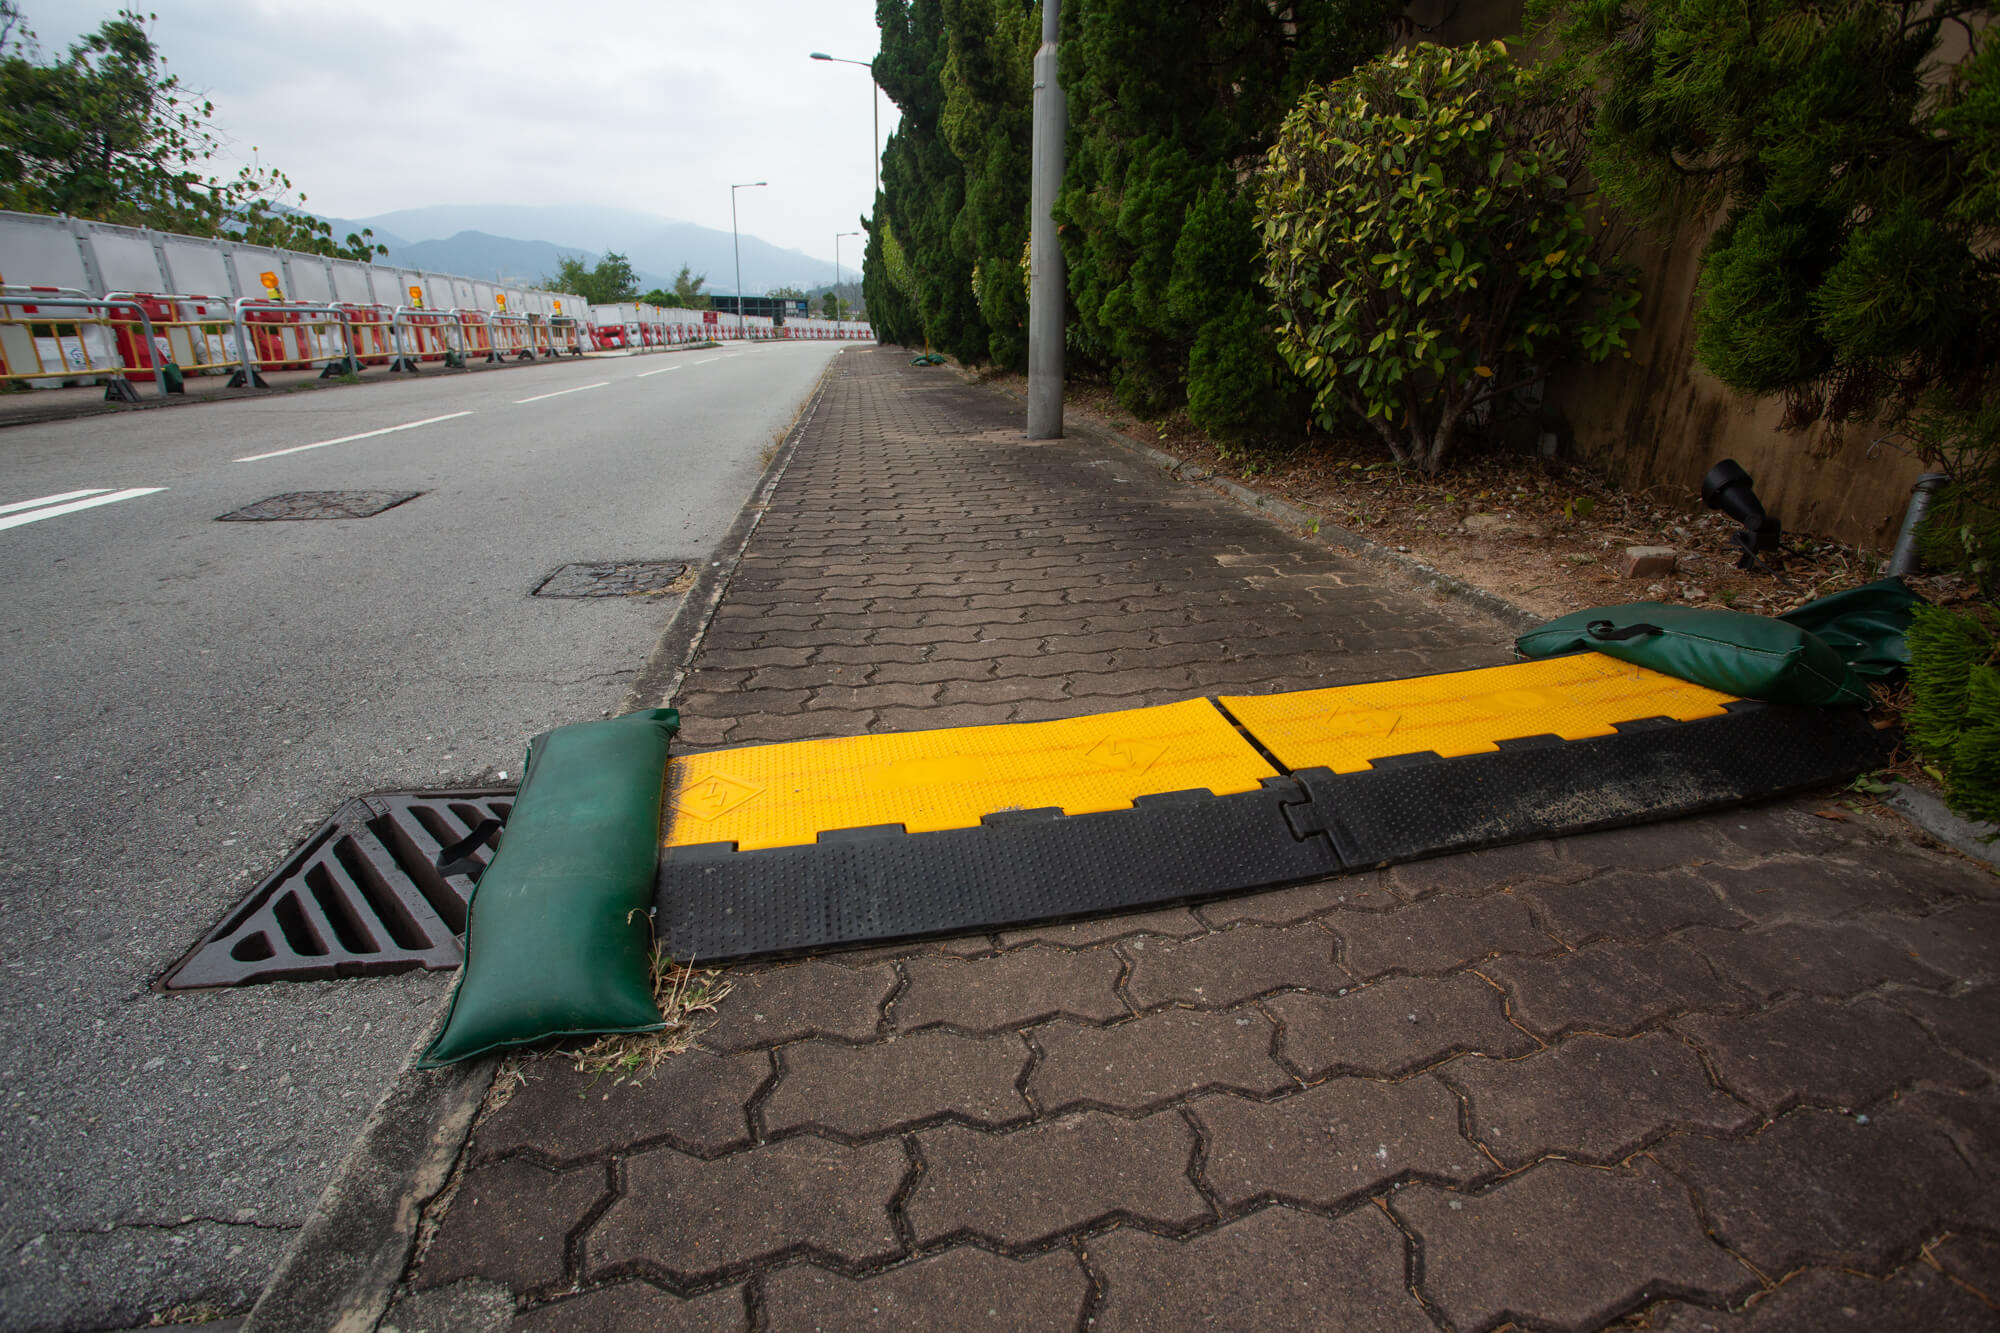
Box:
[1701, 459, 1783, 571]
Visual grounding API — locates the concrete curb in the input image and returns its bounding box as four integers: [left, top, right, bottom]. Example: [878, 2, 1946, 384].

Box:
[1881, 784, 2000, 872]
[240, 1038, 489, 1333]
[1035, 404, 1544, 635]
[238, 353, 842, 1333]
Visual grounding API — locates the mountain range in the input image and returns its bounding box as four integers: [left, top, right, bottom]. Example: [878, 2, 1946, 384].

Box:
[322, 204, 852, 295]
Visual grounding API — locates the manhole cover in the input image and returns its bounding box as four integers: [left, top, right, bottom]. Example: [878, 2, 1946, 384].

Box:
[217, 491, 424, 521]
[534, 560, 692, 598]
[160, 789, 513, 989]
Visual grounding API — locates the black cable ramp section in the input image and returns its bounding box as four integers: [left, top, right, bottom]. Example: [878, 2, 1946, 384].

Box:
[1291, 700, 1892, 868]
[655, 702, 1891, 965]
[657, 777, 1342, 963]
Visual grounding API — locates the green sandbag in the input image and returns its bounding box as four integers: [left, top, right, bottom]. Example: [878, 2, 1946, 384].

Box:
[1516, 603, 1869, 707]
[418, 708, 678, 1068]
[1777, 577, 1925, 680]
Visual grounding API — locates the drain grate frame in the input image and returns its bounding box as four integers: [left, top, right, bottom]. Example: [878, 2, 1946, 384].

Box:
[533, 560, 693, 598]
[217, 491, 425, 521]
[161, 788, 515, 989]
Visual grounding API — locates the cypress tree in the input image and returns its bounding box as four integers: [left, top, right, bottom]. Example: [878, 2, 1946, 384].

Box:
[1053, 0, 1399, 432]
[875, 0, 988, 361]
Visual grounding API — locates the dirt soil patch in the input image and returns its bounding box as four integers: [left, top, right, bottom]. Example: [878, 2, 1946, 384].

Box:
[975, 368, 1981, 626]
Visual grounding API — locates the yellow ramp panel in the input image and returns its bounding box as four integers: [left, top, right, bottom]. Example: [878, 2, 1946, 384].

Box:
[665, 698, 1279, 851]
[1222, 653, 1735, 774]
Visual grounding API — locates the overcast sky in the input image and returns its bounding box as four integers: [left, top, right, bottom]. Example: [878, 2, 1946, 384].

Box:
[19, 0, 898, 262]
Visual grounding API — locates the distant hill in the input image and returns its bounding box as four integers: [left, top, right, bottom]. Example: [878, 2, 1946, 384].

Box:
[340, 204, 840, 294]
[373, 231, 610, 288]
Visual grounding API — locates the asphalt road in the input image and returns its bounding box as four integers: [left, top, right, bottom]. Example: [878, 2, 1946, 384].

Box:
[0, 342, 849, 1330]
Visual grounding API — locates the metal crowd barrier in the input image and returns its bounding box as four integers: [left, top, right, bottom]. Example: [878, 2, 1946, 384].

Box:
[449, 308, 499, 364]
[388, 306, 459, 373]
[524, 315, 556, 359]
[0, 293, 167, 399]
[337, 302, 396, 367]
[488, 312, 537, 361]
[229, 298, 361, 387]
[549, 317, 586, 356]
[105, 292, 239, 382]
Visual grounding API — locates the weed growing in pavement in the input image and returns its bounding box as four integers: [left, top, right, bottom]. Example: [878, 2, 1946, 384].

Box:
[565, 945, 731, 1087]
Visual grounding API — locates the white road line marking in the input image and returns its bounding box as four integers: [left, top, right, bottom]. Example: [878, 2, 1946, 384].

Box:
[0, 487, 165, 533]
[515, 381, 609, 404]
[636, 366, 682, 378]
[689, 357, 720, 365]
[236, 412, 474, 463]
[0, 488, 111, 516]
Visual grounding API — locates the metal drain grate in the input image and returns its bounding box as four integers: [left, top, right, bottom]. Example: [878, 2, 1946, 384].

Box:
[533, 560, 692, 597]
[217, 491, 424, 521]
[161, 789, 514, 989]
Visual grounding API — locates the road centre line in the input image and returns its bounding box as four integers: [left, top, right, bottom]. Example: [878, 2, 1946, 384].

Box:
[236, 412, 475, 463]
[1, 488, 111, 516]
[636, 366, 682, 378]
[0, 487, 165, 533]
[515, 381, 609, 404]
[688, 357, 720, 365]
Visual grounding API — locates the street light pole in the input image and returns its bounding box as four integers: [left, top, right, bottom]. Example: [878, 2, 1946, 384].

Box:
[810, 52, 880, 203]
[1025, 0, 1066, 438]
[731, 180, 766, 340]
[834, 230, 860, 321]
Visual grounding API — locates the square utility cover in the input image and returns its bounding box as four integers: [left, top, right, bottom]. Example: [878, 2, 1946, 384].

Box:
[217, 491, 423, 521]
[534, 561, 691, 597]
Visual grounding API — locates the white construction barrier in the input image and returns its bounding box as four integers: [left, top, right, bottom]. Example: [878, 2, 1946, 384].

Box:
[0, 208, 870, 395]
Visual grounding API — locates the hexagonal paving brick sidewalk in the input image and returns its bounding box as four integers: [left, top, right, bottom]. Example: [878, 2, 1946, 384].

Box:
[390, 349, 2000, 1331]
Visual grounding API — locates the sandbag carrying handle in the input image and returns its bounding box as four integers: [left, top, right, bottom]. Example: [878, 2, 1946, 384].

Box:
[1586, 620, 1665, 642]
[434, 817, 505, 881]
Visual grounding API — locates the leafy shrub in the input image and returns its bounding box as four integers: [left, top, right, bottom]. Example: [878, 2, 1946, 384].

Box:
[1257, 42, 1638, 473]
[1172, 170, 1309, 441]
[1053, 0, 1400, 419]
[1905, 603, 2000, 823]
[1534, 0, 1997, 435]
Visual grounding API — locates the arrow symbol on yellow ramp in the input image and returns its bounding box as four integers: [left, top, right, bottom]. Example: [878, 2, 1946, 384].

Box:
[672, 772, 763, 821]
[1085, 738, 1166, 774]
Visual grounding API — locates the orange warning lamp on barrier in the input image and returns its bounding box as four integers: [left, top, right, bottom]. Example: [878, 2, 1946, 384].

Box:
[259, 270, 282, 301]
[407, 285, 424, 310]
[494, 293, 507, 310]
[553, 300, 562, 315]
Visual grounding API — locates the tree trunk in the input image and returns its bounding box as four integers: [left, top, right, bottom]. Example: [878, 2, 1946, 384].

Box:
[1348, 391, 1412, 466]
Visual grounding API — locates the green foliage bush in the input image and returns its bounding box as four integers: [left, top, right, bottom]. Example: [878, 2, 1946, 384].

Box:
[1536, 0, 1998, 430]
[1905, 603, 2000, 823]
[543, 252, 639, 306]
[873, 0, 988, 363]
[863, 219, 923, 347]
[1257, 41, 1638, 472]
[1053, 0, 1398, 429]
[1538, 0, 2000, 812]
[940, 0, 1037, 369]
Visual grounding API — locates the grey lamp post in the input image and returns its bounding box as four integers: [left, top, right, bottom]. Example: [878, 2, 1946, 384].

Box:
[834, 230, 860, 321]
[810, 52, 880, 202]
[731, 180, 766, 339]
[1025, 0, 1066, 438]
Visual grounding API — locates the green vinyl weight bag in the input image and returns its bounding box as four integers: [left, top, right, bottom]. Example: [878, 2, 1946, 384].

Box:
[1516, 603, 1869, 707]
[419, 708, 678, 1067]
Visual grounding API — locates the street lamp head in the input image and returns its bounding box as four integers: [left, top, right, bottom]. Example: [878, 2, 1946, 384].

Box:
[810, 51, 832, 60]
